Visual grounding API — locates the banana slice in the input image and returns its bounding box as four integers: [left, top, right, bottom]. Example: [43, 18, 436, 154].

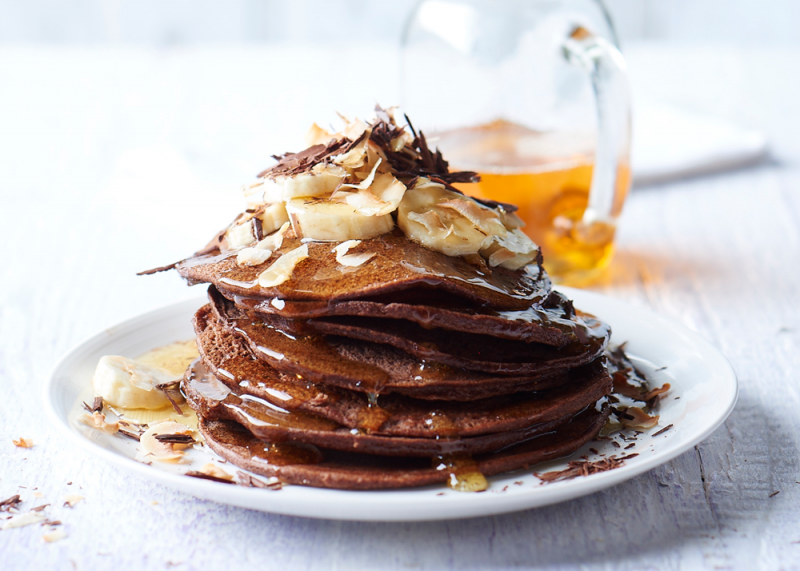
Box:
[282, 164, 346, 200]
[92, 356, 179, 410]
[258, 202, 290, 235]
[286, 198, 394, 241]
[224, 221, 256, 250]
[397, 183, 501, 257]
[243, 178, 283, 208]
[333, 135, 370, 170]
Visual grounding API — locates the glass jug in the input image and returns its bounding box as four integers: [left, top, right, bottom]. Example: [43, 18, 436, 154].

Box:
[401, 0, 630, 284]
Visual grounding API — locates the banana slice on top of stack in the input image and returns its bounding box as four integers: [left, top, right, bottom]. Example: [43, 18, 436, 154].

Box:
[216, 107, 538, 271]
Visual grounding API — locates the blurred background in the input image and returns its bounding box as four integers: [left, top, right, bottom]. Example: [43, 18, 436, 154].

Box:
[0, 0, 797, 319]
[3, 0, 800, 44]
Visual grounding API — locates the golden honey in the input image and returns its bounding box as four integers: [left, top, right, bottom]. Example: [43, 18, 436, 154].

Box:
[437, 120, 631, 284]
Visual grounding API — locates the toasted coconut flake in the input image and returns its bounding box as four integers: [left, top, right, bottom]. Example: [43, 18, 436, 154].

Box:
[408, 210, 450, 235]
[257, 244, 309, 288]
[336, 113, 369, 141]
[78, 412, 119, 435]
[196, 463, 234, 482]
[305, 122, 335, 146]
[139, 421, 195, 463]
[256, 221, 290, 251]
[332, 133, 370, 170]
[341, 158, 382, 190]
[439, 198, 507, 236]
[237, 471, 282, 490]
[1, 511, 46, 530]
[616, 407, 660, 429]
[236, 221, 291, 265]
[333, 240, 375, 267]
[13, 437, 33, 448]
[0, 495, 22, 512]
[236, 248, 272, 267]
[42, 528, 67, 543]
[642, 383, 671, 402]
[481, 229, 539, 270]
[63, 495, 84, 508]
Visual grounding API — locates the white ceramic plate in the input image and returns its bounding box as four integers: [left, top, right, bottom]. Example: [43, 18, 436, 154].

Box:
[44, 287, 737, 521]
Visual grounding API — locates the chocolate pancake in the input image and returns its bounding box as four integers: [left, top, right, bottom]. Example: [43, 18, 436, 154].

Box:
[196, 300, 573, 402]
[189, 318, 612, 437]
[219, 288, 593, 348]
[198, 405, 610, 490]
[206, 290, 603, 399]
[176, 228, 549, 311]
[184, 364, 591, 457]
[211, 287, 606, 378]
[278, 313, 609, 375]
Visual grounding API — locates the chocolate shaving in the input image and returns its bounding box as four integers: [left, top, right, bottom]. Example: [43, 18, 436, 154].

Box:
[41, 520, 61, 527]
[82, 396, 104, 413]
[117, 428, 141, 442]
[0, 495, 21, 512]
[255, 108, 487, 210]
[30, 504, 49, 512]
[153, 434, 195, 444]
[185, 471, 235, 484]
[252, 217, 264, 242]
[652, 424, 674, 437]
[159, 388, 184, 416]
[472, 197, 519, 213]
[236, 471, 282, 490]
[136, 262, 179, 276]
[769, 491, 780, 498]
[535, 454, 639, 483]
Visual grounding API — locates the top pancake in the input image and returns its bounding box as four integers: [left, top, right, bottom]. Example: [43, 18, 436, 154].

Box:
[176, 228, 550, 311]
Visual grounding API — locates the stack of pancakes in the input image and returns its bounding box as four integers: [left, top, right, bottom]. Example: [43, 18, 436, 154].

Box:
[177, 229, 612, 490]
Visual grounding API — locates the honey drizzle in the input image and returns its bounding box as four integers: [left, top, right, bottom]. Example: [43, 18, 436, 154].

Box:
[433, 453, 488, 492]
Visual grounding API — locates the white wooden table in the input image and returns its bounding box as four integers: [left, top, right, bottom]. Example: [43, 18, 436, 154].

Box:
[1, 43, 799, 570]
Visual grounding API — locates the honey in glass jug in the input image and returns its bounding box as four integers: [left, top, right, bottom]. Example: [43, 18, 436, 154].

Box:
[401, 0, 631, 284]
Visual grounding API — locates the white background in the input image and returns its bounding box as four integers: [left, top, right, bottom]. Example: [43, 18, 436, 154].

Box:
[1, 0, 799, 45]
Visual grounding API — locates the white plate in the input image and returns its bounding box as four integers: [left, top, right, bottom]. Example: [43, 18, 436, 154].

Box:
[44, 287, 737, 522]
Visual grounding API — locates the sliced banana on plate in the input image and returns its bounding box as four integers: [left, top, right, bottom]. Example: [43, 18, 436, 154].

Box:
[92, 356, 180, 410]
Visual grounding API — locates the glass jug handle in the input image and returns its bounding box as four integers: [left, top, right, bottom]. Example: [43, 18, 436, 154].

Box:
[562, 27, 631, 227]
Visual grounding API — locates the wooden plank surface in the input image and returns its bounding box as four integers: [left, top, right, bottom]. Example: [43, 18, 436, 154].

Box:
[0, 44, 798, 570]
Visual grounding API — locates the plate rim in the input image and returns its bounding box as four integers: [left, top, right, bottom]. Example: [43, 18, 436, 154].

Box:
[42, 288, 738, 521]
